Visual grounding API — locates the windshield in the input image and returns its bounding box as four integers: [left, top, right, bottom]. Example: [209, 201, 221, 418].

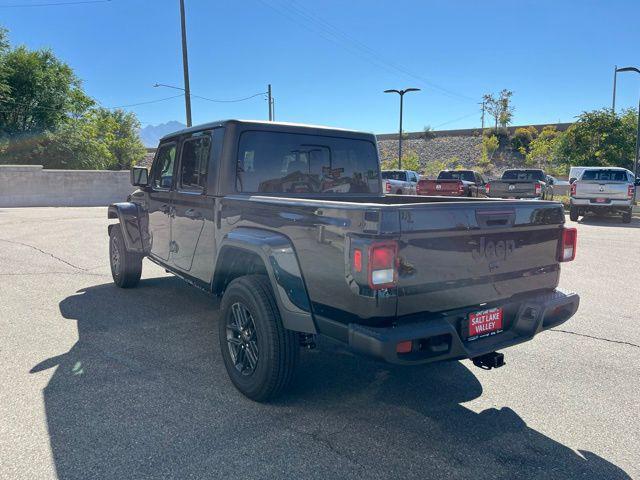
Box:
[580, 170, 629, 182]
[381, 171, 407, 181]
[437, 171, 474, 182]
[502, 170, 545, 181]
[236, 131, 380, 194]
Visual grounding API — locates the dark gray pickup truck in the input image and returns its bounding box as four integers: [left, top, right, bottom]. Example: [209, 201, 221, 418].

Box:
[486, 169, 554, 200]
[108, 120, 579, 401]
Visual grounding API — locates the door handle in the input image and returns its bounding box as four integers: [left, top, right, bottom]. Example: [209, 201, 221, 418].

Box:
[185, 208, 202, 219]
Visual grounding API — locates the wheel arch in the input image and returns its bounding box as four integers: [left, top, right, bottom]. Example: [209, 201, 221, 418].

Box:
[213, 228, 316, 334]
[107, 202, 149, 254]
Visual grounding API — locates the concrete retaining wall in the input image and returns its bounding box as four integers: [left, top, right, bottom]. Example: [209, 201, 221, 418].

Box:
[0, 165, 134, 207]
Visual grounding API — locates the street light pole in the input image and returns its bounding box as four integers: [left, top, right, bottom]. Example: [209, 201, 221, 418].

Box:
[179, 0, 192, 127]
[612, 65, 618, 112]
[384, 88, 421, 170]
[614, 66, 640, 188]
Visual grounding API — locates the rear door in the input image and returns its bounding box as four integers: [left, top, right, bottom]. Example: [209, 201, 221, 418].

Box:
[147, 141, 177, 261]
[171, 131, 213, 276]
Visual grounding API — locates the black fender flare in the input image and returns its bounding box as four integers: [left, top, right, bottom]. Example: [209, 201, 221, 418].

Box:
[214, 227, 316, 334]
[107, 202, 149, 254]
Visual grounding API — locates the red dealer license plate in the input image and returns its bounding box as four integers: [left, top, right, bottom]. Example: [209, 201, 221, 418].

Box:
[595, 197, 607, 203]
[468, 307, 503, 340]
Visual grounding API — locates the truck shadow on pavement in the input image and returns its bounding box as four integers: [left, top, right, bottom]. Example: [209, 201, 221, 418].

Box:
[33, 277, 630, 480]
[576, 215, 640, 228]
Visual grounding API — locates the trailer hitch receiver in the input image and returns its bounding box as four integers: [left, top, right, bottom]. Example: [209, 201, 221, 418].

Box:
[472, 351, 505, 370]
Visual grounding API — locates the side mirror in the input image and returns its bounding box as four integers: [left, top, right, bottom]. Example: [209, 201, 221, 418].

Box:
[130, 166, 149, 187]
[569, 178, 577, 184]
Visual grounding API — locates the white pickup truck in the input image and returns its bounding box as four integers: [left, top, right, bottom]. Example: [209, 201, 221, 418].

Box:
[569, 167, 638, 223]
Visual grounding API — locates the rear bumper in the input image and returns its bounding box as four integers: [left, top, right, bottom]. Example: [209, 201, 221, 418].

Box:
[571, 198, 632, 209]
[341, 289, 579, 365]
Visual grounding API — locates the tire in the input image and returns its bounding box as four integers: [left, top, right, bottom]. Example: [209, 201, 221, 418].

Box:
[219, 275, 299, 401]
[109, 224, 142, 288]
[569, 207, 579, 222]
[622, 210, 632, 223]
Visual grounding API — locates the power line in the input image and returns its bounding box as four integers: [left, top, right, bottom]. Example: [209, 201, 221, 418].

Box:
[433, 111, 480, 129]
[110, 94, 184, 108]
[257, 0, 475, 103]
[191, 92, 267, 103]
[0, 0, 110, 7]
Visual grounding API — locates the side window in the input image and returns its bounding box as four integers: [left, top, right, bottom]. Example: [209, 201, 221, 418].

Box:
[151, 142, 177, 189]
[178, 133, 212, 192]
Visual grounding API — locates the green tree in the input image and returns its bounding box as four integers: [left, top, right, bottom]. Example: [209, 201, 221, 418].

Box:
[483, 89, 514, 131]
[555, 108, 637, 171]
[0, 26, 145, 169]
[481, 134, 499, 161]
[526, 125, 562, 172]
[380, 150, 421, 172]
[511, 126, 538, 154]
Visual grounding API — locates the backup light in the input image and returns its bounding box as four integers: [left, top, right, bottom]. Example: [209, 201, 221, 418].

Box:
[558, 227, 577, 262]
[368, 241, 398, 289]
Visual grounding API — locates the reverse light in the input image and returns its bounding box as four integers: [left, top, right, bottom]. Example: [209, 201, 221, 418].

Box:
[385, 180, 391, 194]
[570, 182, 577, 197]
[535, 182, 542, 196]
[485, 183, 491, 195]
[368, 241, 398, 289]
[458, 181, 465, 194]
[628, 184, 635, 199]
[558, 227, 577, 262]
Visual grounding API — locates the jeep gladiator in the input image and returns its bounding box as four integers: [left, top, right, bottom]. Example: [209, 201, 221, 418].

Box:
[108, 120, 579, 401]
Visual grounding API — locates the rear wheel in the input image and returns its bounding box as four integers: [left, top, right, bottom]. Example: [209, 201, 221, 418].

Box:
[109, 224, 142, 288]
[569, 207, 579, 222]
[219, 275, 299, 401]
[622, 210, 632, 223]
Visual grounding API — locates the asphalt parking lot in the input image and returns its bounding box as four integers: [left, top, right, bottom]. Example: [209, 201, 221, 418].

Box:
[1, 207, 638, 480]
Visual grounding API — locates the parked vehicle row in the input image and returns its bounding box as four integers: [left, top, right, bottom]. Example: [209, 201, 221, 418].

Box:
[110, 120, 579, 401]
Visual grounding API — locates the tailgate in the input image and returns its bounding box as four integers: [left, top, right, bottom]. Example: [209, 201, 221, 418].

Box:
[396, 202, 564, 316]
[419, 179, 461, 195]
[576, 181, 628, 199]
[491, 181, 534, 196]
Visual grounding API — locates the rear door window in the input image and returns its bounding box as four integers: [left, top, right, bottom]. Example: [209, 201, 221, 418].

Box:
[237, 131, 380, 194]
[581, 170, 629, 181]
[178, 133, 212, 192]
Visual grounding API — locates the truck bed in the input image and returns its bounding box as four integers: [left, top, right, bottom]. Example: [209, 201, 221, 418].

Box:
[219, 194, 566, 327]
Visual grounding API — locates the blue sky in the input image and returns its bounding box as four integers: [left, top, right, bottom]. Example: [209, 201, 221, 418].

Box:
[2, 0, 640, 133]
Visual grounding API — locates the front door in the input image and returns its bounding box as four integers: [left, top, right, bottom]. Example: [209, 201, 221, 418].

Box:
[147, 141, 177, 261]
[171, 132, 212, 276]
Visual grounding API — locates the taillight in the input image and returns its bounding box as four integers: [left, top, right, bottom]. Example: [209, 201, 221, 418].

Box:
[628, 184, 635, 199]
[458, 181, 464, 194]
[570, 182, 577, 197]
[485, 183, 491, 195]
[558, 227, 577, 262]
[385, 180, 391, 193]
[368, 241, 398, 289]
[535, 182, 542, 196]
[416, 182, 422, 195]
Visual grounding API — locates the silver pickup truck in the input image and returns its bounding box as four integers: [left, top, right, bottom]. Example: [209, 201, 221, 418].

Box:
[569, 167, 638, 223]
[381, 170, 419, 195]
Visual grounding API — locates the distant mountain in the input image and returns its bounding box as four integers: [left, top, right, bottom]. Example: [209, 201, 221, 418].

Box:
[138, 121, 186, 147]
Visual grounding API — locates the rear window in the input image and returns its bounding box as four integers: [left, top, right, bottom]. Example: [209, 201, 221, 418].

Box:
[437, 171, 474, 182]
[580, 170, 629, 182]
[237, 131, 380, 194]
[502, 170, 545, 181]
[381, 171, 407, 181]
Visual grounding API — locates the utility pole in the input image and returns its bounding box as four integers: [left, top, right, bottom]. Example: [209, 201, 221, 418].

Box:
[267, 84, 273, 121]
[179, 0, 192, 127]
[271, 97, 275, 121]
[479, 100, 485, 134]
[612, 65, 617, 112]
